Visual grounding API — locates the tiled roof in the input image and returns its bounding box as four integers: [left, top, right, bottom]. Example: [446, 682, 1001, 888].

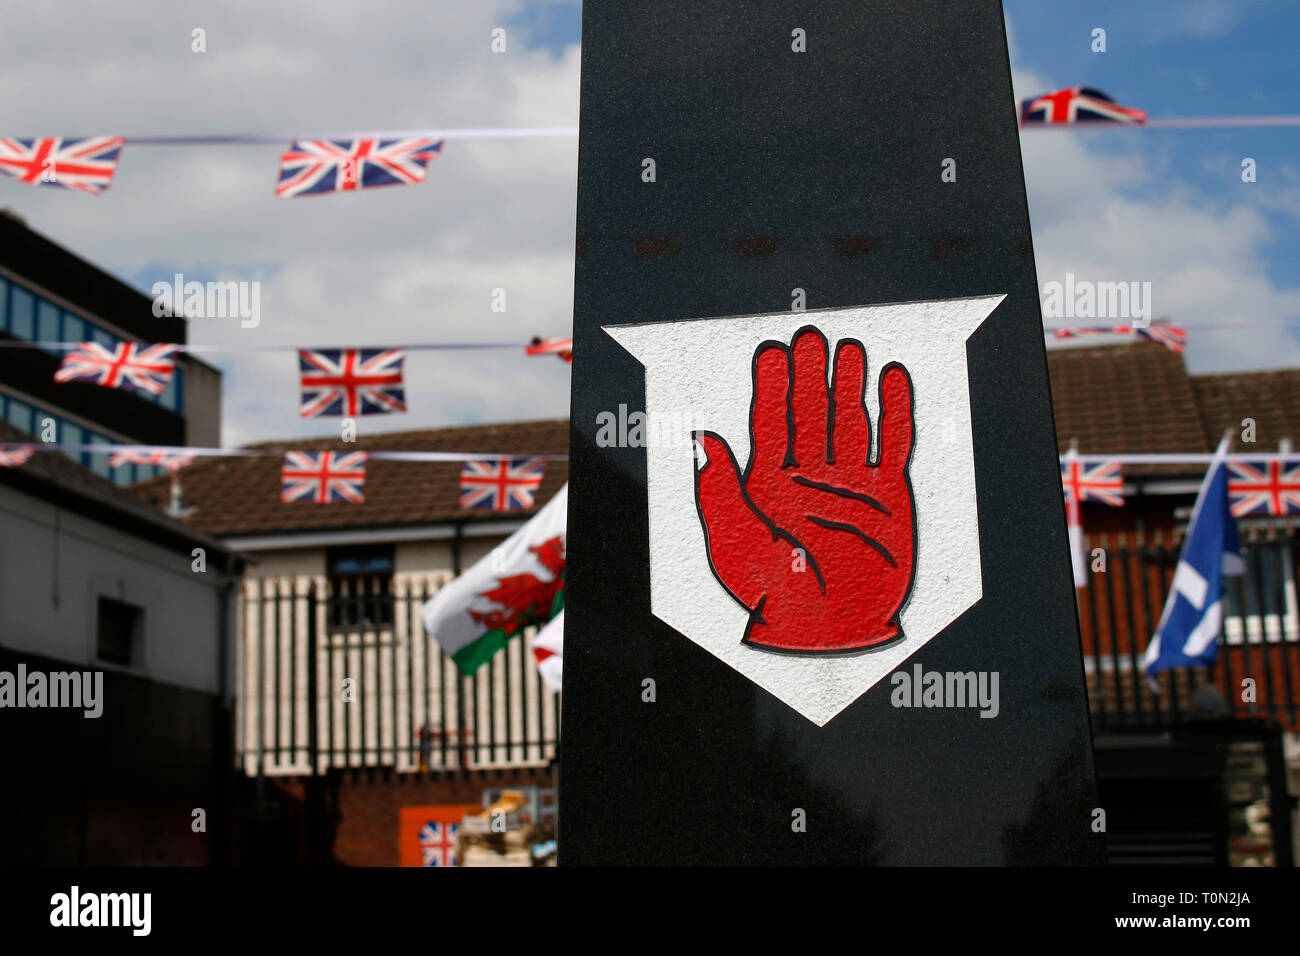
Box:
[119, 349, 1300, 538]
[1045, 340, 1211, 475]
[1192, 369, 1300, 454]
[131, 418, 569, 537]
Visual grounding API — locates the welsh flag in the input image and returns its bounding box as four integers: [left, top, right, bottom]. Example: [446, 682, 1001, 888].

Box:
[423, 483, 566, 674]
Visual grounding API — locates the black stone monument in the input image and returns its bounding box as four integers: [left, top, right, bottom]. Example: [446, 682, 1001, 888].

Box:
[561, 0, 1103, 865]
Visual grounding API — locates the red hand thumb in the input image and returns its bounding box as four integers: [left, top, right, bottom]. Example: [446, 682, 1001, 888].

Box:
[693, 431, 784, 611]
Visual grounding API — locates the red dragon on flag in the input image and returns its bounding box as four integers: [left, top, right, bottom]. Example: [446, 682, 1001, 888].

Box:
[469, 535, 565, 636]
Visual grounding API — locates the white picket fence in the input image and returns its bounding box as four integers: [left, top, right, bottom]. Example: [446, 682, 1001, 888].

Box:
[236, 573, 560, 776]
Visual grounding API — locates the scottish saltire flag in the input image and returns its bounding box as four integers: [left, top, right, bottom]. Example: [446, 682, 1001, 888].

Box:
[1227, 459, 1300, 516]
[0, 446, 34, 467]
[459, 457, 546, 511]
[108, 449, 196, 472]
[54, 342, 176, 395]
[0, 136, 125, 194]
[1142, 437, 1245, 678]
[525, 336, 573, 364]
[419, 822, 458, 866]
[280, 451, 368, 504]
[1050, 325, 1186, 354]
[298, 349, 407, 417]
[276, 138, 443, 197]
[1020, 87, 1147, 126]
[1061, 455, 1124, 587]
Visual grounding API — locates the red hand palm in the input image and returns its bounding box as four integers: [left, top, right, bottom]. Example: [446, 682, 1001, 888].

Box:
[693, 327, 916, 652]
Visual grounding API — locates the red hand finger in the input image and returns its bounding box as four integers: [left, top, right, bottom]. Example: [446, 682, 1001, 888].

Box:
[750, 343, 790, 473]
[875, 362, 915, 472]
[830, 339, 869, 466]
[790, 327, 830, 467]
[693, 432, 783, 610]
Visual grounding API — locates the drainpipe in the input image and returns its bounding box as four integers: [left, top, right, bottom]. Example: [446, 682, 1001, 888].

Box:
[211, 552, 237, 867]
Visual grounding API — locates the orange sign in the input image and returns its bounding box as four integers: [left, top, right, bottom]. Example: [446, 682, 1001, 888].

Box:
[398, 804, 479, 867]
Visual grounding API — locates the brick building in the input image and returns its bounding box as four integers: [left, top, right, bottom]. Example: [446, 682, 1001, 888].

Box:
[1047, 339, 1300, 865]
[126, 338, 1300, 865]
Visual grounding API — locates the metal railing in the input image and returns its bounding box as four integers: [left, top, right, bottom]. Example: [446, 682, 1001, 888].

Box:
[1078, 527, 1300, 731]
[235, 573, 560, 776]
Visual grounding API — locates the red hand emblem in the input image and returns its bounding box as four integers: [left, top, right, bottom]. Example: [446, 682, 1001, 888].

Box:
[693, 327, 916, 653]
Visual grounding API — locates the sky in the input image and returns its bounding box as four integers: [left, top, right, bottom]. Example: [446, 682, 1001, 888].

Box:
[0, 0, 1296, 446]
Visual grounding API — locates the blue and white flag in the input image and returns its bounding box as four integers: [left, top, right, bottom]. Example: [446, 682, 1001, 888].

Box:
[1141, 436, 1245, 678]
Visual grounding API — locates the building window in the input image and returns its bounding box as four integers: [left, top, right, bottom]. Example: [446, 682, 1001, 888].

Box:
[5, 395, 32, 435]
[327, 545, 395, 629]
[97, 596, 143, 667]
[162, 366, 184, 413]
[9, 287, 33, 340]
[89, 434, 111, 479]
[36, 300, 60, 353]
[62, 312, 84, 345]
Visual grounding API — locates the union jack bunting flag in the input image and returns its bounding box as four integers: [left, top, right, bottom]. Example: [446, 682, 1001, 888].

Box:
[107, 450, 196, 472]
[1135, 325, 1188, 353]
[54, 342, 176, 395]
[1061, 458, 1125, 512]
[1050, 325, 1187, 354]
[419, 822, 458, 867]
[460, 457, 546, 511]
[298, 349, 407, 418]
[1227, 460, 1300, 516]
[525, 336, 573, 364]
[0, 136, 125, 195]
[280, 451, 369, 504]
[1061, 455, 1124, 588]
[0, 446, 34, 468]
[276, 138, 444, 197]
[1020, 87, 1147, 126]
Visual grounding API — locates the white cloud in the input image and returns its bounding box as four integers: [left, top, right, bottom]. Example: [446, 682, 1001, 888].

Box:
[1011, 57, 1300, 373]
[0, 0, 580, 444]
[2, 2, 1296, 452]
[1164, 0, 1248, 40]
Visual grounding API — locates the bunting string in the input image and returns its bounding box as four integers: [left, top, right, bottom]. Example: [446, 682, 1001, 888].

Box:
[0, 443, 568, 462]
[0, 442, 1292, 467]
[1023, 115, 1300, 130]
[119, 128, 578, 145]
[0, 339, 544, 353]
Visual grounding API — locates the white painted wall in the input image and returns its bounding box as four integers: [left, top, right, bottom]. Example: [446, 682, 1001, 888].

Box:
[0, 483, 233, 695]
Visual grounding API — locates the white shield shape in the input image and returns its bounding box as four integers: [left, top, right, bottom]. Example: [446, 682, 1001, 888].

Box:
[604, 295, 1004, 726]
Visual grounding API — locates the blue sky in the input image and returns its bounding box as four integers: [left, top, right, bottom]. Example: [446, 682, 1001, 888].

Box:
[1005, 0, 1300, 300]
[503, 0, 1300, 373]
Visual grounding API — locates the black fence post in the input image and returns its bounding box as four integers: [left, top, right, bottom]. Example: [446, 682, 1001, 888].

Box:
[305, 580, 331, 864]
[307, 580, 319, 773]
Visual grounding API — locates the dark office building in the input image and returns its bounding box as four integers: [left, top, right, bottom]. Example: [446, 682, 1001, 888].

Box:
[0, 208, 221, 484]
